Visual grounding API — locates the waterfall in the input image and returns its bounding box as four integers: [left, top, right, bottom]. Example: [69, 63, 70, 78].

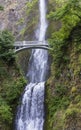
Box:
[39, 0, 48, 40]
[15, 0, 48, 130]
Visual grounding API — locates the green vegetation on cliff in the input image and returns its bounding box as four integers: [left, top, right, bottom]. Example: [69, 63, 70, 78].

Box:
[0, 30, 26, 130]
[17, 0, 38, 40]
[0, 30, 15, 64]
[45, 0, 81, 130]
[1, 0, 81, 130]
[0, 5, 4, 11]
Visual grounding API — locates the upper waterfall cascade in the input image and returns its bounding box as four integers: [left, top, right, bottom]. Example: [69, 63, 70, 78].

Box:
[15, 0, 49, 130]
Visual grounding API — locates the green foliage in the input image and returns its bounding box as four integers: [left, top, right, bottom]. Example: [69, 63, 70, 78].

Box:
[64, 107, 80, 119]
[75, 95, 81, 102]
[5, 77, 26, 103]
[48, 0, 81, 66]
[55, 84, 67, 97]
[49, 96, 69, 115]
[26, 0, 38, 15]
[46, 84, 69, 117]
[71, 87, 77, 93]
[0, 76, 27, 128]
[0, 59, 27, 128]
[48, 0, 81, 21]
[51, 111, 64, 130]
[45, 1, 81, 130]
[0, 97, 12, 124]
[16, 18, 24, 25]
[0, 5, 4, 11]
[63, 105, 81, 130]
[0, 103, 12, 123]
[0, 67, 8, 79]
[45, 83, 70, 130]
[49, 39, 69, 66]
[18, 0, 38, 40]
[0, 30, 15, 64]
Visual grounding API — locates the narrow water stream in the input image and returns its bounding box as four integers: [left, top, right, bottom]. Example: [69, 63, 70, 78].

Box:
[15, 0, 49, 130]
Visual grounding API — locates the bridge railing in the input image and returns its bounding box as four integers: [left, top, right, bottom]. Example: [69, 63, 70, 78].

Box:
[14, 41, 48, 47]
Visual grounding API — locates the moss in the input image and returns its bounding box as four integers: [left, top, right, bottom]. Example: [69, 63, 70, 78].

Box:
[64, 104, 81, 130]
[71, 87, 77, 93]
[64, 107, 80, 120]
[75, 95, 81, 102]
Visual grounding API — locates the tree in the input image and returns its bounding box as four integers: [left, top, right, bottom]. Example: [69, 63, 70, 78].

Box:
[0, 30, 15, 65]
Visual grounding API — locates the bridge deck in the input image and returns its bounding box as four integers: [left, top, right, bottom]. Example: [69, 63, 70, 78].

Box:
[14, 41, 48, 45]
[14, 40, 50, 53]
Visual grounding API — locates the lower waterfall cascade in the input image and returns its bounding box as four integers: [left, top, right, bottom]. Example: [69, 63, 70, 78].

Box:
[15, 0, 49, 130]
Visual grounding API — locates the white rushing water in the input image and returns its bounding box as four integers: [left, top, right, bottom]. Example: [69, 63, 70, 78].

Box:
[15, 0, 48, 130]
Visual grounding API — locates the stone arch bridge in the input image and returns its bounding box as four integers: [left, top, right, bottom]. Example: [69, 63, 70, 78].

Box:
[14, 41, 50, 53]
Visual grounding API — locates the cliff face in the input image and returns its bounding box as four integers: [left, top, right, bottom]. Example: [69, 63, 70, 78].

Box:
[0, 0, 27, 40]
[0, 0, 39, 40]
[1, 0, 81, 130]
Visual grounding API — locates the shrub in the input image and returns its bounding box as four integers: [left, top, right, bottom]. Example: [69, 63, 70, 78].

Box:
[0, 100, 12, 124]
[55, 84, 67, 97]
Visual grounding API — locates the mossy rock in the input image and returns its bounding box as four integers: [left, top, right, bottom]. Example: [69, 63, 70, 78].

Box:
[71, 87, 77, 93]
[64, 106, 81, 130]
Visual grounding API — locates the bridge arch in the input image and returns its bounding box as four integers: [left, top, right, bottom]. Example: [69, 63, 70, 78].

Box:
[14, 40, 51, 53]
[15, 46, 50, 53]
